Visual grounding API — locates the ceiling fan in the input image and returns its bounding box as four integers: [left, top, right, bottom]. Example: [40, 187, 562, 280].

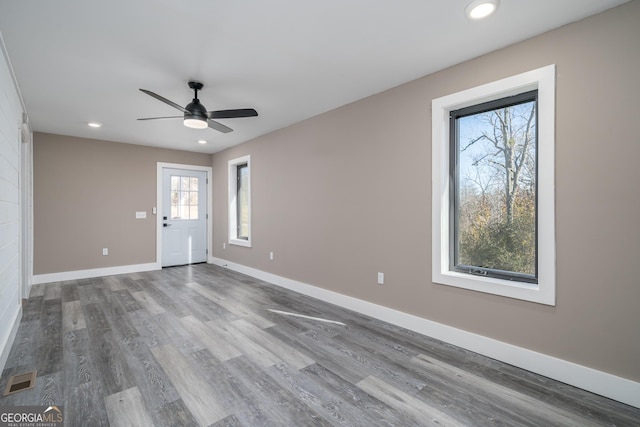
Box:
[138, 81, 258, 133]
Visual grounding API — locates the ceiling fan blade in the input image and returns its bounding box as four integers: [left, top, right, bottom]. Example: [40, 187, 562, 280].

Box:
[208, 119, 233, 133]
[139, 89, 188, 113]
[208, 108, 258, 119]
[137, 116, 182, 121]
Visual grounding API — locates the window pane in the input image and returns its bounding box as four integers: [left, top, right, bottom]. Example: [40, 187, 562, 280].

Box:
[190, 177, 199, 191]
[190, 206, 199, 220]
[453, 94, 537, 279]
[181, 176, 190, 191]
[171, 205, 179, 219]
[237, 164, 249, 239]
[180, 191, 189, 207]
[171, 176, 180, 191]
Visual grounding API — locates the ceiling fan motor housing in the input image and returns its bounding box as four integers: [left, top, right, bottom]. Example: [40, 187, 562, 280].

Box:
[185, 98, 208, 121]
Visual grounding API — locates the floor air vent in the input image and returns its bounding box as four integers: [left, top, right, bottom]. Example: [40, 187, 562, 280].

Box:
[3, 370, 37, 396]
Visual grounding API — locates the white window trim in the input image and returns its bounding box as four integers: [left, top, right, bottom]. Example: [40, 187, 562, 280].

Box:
[228, 155, 251, 247]
[431, 64, 556, 305]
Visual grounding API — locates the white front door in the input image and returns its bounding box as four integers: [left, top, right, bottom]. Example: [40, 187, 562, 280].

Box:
[162, 168, 208, 267]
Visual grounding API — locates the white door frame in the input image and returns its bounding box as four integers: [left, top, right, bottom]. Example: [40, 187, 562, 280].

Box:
[156, 162, 213, 267]
[20, 121, 33, 300]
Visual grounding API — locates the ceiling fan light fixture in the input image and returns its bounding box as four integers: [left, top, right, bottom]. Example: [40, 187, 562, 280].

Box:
[465, 0, 499, 20]
[184, 117, 208, 129]
[138, 81, 257, 134]
[184, 97, 208, 129]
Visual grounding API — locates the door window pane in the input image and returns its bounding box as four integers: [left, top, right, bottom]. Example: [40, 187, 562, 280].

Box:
[171, 176, 180, 191]
[170, 175, 199, 220]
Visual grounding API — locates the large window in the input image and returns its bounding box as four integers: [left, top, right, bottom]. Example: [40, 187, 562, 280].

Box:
[450, 90, 537, 283]
[432, 65, 555, 305]
[228, 155, 251, 247]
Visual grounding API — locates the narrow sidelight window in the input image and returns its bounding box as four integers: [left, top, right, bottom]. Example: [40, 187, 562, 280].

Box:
[236, 163, 249, 240]
[228, 155, 251, 247]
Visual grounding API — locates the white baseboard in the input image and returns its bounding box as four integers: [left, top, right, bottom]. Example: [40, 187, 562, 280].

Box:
[32, 262, 161, 285]
[0, 301, 22, 375]
[209, 256, 640, 409]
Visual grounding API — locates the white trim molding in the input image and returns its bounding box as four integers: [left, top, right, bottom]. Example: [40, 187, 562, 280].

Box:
[209, 256, 640, 409]
[32, 262, 160, 285]
[20, 121, 33, 301]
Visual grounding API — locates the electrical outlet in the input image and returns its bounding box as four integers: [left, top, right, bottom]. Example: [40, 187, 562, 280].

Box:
[377, 272, 384, 285]
[269, 251, 274, 260]
[102, 248, 108, 256]
[223, 242, 226, 249]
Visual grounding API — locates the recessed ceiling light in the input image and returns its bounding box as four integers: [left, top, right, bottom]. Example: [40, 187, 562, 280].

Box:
[197, 140, 207, 144]
[465, 0, 499, 20]
[87, 122, 102, 128]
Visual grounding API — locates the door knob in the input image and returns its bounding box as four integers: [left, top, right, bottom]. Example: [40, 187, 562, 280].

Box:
[163, 223, 172, 227]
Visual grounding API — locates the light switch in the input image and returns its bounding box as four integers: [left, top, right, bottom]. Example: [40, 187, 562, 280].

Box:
[136, 211, 147, 219]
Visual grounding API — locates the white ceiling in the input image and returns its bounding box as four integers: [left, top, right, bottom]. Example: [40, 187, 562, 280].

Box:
[0, 0, 628, 154]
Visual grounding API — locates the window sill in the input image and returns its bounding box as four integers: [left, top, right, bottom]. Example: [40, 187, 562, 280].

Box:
[229, 239, 251, 248]
[433, 268, 555, 303]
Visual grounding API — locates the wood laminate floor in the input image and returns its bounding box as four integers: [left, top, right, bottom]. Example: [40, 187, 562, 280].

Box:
[1, 264, 638, 426]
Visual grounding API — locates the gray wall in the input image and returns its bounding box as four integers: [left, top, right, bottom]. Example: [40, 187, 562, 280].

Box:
[212, 2, 640, 382]
[33, 133, 212, 274]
